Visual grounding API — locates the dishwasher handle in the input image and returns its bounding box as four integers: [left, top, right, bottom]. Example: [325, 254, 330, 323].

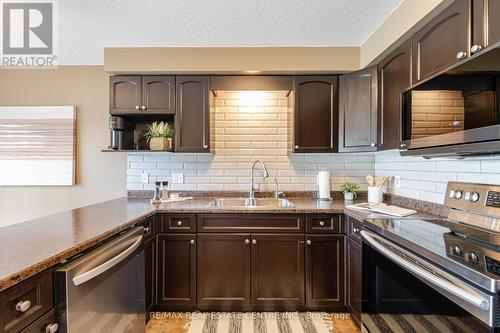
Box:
[73, 228, 143, 286]
[360, 230, 490, 311]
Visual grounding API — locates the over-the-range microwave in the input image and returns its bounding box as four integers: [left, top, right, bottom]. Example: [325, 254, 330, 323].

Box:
[399, 46, 500, 158]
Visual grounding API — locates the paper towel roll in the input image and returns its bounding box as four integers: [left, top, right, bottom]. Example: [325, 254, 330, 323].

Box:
[317, 170, 331, 199]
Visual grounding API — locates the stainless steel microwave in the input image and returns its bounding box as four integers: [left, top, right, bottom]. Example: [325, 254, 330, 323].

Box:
[400, 48, 500, 158]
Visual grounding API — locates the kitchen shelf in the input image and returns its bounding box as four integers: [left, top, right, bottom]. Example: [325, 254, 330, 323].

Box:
[101, 148, 212, 154]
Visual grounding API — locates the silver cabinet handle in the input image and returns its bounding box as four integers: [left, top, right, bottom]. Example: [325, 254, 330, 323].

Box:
[45, 323, 59, 333]
[353, 227, 359, 233]
[72, 227, 143, 286]
[177, 221, 182, 226]
[190, 239, 195, 245]
[456, 51, 467, 59]
[360, 230, 490, 311]
[294, 145, 299, 149]
[319, 221, 325, 227]
[370, 142, 376, 147]
[203, 144, 208, 149]
[470, 45, 482, 54]
[135, 106, 140, 110]
[140, 105, 147, 110]
[252, 239, 257, 245]
[306, 240, 311, 245]
[16, 300, 31, 312]
[144, 226, 150, 233]
[245, 239, 250, 244]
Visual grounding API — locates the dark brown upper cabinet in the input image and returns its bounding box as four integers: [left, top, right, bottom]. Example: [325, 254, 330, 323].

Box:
[339, 66, 378, 152]
[305, 235, 344, 310]
[197, 234, 251, 311]
[412, 0, 469, 84]
[293, 76, 338, 153]
[109, 76, 142, 115]
[251, 234, 305, 311]
[175, 76, 210, 153]
[110, 75, 175, 115]
[142, 76, 175, 114]
[472, 0, 500, 51]
[157, 234, 196, 310]
[378, 40, 412, 150]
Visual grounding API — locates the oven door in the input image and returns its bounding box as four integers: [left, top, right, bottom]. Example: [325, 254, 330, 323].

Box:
[361, 230, 497, 333]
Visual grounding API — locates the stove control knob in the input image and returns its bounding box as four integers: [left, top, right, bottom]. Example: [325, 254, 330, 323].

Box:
[470, 192, 480, 202]
[454, 190, 463, 200]
[469, 252, 480, 262]
[452, 245, 463, 257]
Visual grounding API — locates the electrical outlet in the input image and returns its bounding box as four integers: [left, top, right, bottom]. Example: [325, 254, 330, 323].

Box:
[141, 173, 149, 184]
[394, 175, 401, 188]
[172, 173, 184, 184]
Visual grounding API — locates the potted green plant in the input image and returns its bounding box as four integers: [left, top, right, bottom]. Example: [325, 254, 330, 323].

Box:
[341, 182, 360, 201]
[145, 121, 174, 151]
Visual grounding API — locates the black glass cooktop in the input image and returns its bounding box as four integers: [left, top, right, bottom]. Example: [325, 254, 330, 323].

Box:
[365, 217, 500, 281]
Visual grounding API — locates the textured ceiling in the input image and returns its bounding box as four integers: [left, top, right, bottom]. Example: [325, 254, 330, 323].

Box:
[58, 0, 402, 64]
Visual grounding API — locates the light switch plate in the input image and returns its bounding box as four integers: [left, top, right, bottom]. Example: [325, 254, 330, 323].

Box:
[394, 175, 401, 188]
[172, 173, 184, 184]
[141, 173, 149, 184]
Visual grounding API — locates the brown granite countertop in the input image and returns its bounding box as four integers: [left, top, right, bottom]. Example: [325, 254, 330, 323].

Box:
[0, 195, 443, 292]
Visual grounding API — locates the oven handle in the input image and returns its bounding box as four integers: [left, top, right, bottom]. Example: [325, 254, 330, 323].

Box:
[360, 230, 490, 311]
[72, 228, 143, 286]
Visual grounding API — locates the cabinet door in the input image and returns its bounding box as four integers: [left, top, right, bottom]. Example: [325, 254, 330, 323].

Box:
[251, 234, 305, 311]
[412, 0, 469, 83]
[175, 76, 210, 152]
[339, 66, 378, 152]
[346, 236, 362, 326]
[157, 234, 196, 310]
[197, 234, 251, 311]
[109, 76, 142, 115]
[305, 235, 344, 310]
[487, 0, 500, 46]
[294, 76, 338, 153]
[144, 237, 156, 314]
[379, 40, 412, 150]
[142, 76, 175, 114]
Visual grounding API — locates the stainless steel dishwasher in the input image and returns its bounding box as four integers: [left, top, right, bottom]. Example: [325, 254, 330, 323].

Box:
[55, 226, 145, 333]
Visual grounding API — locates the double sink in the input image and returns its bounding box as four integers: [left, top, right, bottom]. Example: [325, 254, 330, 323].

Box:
[208, 198, 295, 208]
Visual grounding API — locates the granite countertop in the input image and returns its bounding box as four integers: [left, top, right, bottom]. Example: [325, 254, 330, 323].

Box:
[0, 195, 442, 292]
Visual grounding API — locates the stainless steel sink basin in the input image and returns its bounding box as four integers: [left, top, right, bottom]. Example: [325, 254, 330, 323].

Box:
[207, 198, 295, 208]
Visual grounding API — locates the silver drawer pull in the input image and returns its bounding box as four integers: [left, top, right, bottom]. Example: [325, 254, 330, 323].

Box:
[319, 221, 325, 227]
[45, 323, 59, 333]
[16, 300, 31, 312]
[456, 51, 467, 59]
[470, 45, 482, 54]
[306, 240, 311, 245]
[245, 239, 250, 244]
[190, 239, 195, 245]
[252, 239, 257, 245]
[177, 221, 182, 226]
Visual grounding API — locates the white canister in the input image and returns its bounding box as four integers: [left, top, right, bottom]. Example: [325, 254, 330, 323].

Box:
[368, 186, 383, 204]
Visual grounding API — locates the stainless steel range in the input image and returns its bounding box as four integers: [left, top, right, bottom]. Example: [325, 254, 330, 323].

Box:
[360, 182, 500, 333]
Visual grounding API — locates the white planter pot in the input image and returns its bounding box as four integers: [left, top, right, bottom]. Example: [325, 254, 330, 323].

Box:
[344, 192, 354, 201]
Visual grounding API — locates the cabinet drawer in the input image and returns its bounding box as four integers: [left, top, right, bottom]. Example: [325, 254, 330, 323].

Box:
[20, 309, 57, 333]
[160, 214, 196, 233]
[306, 214, 342, 233]
[346, 216, 363, 243]
[0, 270, 53, 333]
[197, 214, 305, 233]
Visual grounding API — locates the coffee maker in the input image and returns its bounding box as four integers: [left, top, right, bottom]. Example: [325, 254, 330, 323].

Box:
[108, 116, 127, 149]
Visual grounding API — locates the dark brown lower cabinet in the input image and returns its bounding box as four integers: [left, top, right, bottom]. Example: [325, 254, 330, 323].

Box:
[144, 237, 156, 314]
[306, 235, 344, 310]
[197, 234, 251, 311]
[346, 236, 362, 326]
[251, 234, 305, 311]
[157, 234, 196, 310]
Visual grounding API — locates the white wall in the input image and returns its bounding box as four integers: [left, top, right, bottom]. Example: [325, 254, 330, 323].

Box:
[375, 150, 500, 204]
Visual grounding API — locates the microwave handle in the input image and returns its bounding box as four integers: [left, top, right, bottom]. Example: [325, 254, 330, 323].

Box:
[360, 230, 490, 311]
[72, 229, 143, 286]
